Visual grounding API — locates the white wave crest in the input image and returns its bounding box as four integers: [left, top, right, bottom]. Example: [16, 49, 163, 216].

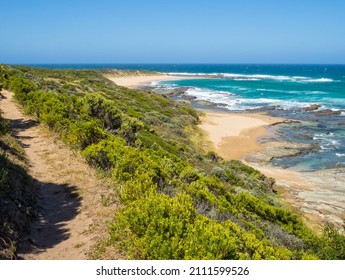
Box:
[167, 72, 335, 83]
[182, 87, 313, 111]
[313, 133, 340, 151]
[336, 153, 345, 157]
[300, 78, 334, 83]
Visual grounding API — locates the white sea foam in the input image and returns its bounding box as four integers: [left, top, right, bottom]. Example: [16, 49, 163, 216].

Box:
[301, 78, 334, 83]
[313, 133, 341, 151]
[233, 78, 261, 81]
[336, 153, 345, 157]
[292, 76, 308, 79]
[313, 133, 334, 139]
[167, 72, 206, 76]
[182, 86, 313, 111]
[185, 88, 236, 106]
[167, 72, 335, 83]
[227, 86, 251, 91]
[222, 73, 295, 81]
[305, 91, 327, 94]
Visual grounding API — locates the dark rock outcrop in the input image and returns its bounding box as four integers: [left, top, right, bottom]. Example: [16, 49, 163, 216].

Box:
[304, 104, 321, 111]
[269, 119, 301, 126]
[314, 109, 342, 117]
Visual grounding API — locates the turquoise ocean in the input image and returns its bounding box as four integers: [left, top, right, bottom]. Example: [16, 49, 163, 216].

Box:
[34, 64, 345, 171]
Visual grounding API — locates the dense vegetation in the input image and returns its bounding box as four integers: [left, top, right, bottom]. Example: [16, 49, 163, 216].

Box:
[0, 83, 36, 259]
[0, 64, 344, 260]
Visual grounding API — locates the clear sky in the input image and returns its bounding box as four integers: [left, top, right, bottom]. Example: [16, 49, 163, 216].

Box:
[1, 0, 344, 64]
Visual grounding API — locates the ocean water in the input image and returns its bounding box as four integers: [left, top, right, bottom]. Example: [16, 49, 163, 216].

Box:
[31, 64, 345, 171]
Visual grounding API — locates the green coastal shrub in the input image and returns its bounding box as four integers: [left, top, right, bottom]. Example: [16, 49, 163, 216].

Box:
[80, 93, 123, 131]
[63, 120, 106, 149]
[81, 137, 128, 169]
[10, 77, 37, 101]
[119, 116, 144, 144]
[180, 166, 199, 183]
[211, 166, 228, 181]
[319, 222, 345, 259]
[110, 192, 239, 260]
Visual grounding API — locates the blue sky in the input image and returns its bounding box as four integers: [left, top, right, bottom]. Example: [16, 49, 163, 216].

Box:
[0, 0, 344, 64]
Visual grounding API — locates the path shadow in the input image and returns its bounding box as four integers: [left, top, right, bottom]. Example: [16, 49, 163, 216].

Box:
[0, 141, 27, 162]
[8, 118, 39, 149]
[17, 179, 82, 258]
[10, 118, 38, 131]
[0, 150, 81, 260]
[0, 118, 39, 162]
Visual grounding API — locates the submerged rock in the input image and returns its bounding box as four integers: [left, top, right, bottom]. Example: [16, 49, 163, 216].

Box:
[304, 104, 321, 111]
[181, 95, 197, 101]
[269, 119, 301, 126]
[246, 141, 320, 164]
[163, 87, 191, 97]
[294, 134, 313, 141]
[196, 100, 214, 106]
[195, 100, 228, 107]
[314, 109, 342, 117]
[246, 105, 283, 112]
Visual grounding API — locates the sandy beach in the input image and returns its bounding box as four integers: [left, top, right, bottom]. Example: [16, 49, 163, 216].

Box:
[198, 112, 281, 160]
[106, 74, 196, 88]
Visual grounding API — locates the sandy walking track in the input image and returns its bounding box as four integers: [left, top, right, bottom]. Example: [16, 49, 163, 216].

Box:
[0, 90, 119, 259]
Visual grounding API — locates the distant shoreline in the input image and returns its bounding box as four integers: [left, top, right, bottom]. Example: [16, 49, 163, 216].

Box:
[106, 74, 200, 89]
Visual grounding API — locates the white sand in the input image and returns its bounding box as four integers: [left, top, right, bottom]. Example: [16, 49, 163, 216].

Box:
[199, 112, 281, 160]
[106, 75, 196, 88]
[199, 113, 270, 145]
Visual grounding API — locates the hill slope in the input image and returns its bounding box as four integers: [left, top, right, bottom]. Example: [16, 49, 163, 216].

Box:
[1, 65, 344, 260]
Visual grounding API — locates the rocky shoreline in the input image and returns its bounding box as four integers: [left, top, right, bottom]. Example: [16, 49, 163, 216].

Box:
[249, 160, 345, 229]
[244, 135, 345, 229]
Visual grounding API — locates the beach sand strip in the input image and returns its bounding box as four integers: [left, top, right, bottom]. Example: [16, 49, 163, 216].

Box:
[198, 112, 281, 160]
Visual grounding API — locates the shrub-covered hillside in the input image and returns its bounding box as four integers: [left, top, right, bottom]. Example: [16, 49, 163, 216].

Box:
[0, 90, 36, 259]
[0, 65, 344, 260]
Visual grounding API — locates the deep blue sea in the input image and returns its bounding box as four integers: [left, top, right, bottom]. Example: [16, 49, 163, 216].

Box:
[32, 64, 345, 171]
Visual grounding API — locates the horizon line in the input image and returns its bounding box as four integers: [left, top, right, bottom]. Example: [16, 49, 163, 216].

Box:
[6, 62, 345, 66]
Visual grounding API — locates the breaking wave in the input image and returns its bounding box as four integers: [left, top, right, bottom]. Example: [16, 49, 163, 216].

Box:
[167, 72, 335, 83]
